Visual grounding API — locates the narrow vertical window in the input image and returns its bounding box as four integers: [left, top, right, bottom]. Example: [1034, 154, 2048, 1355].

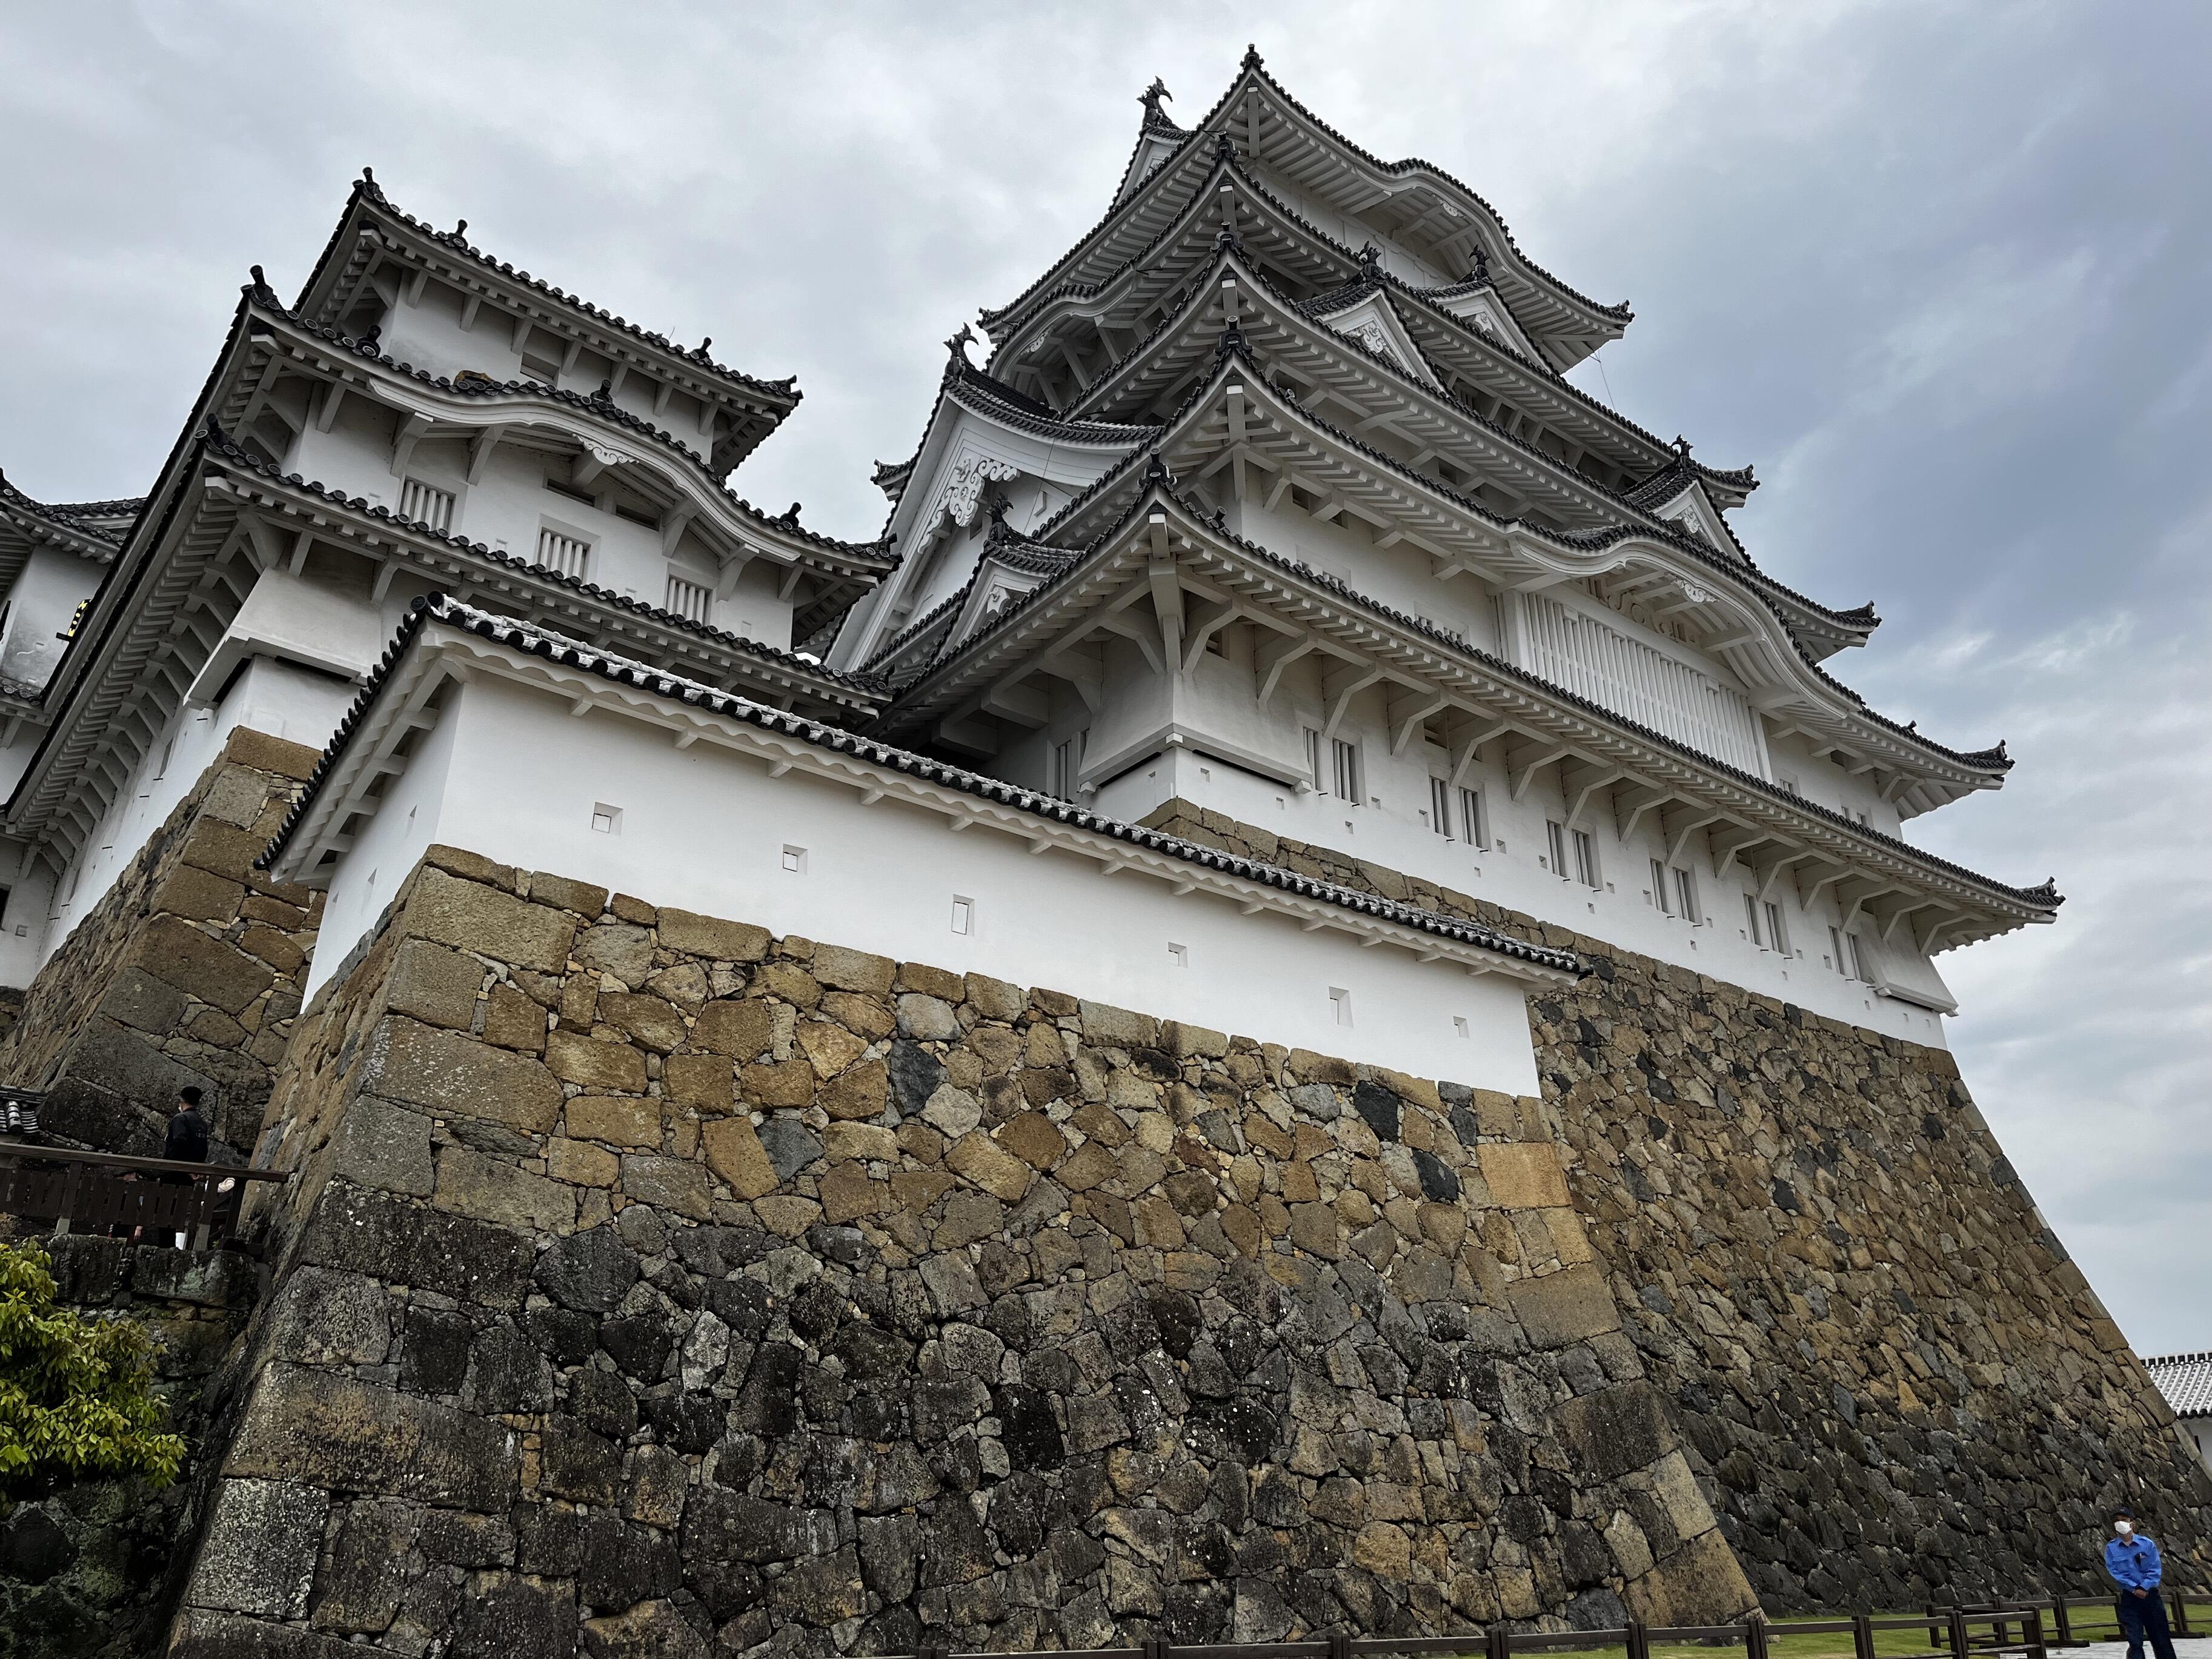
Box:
[664, 574, 712, 623]
[1304, 727, 1323, 790]
[1167, 942, 1188, 968]
[1572, 829, 1599, 889]
[1429, 777, 1452, 837]
[1546, 820, 1569, 877]
[1459, 786, 1487, 849]
[1329, 986, 1352, 1027]
[1651, 859, 1671, 914]
[1051, 734, 1086, 799]
[1744, 893, 1763, 946]
[1764, 901, 1790, 956]
[1332, 738, 1360, 803]
[1829, 926, 1851, 976]
[399, 477, 456, 533]
[950, 896, 974, 936]
[1675, 867, 1700, 925]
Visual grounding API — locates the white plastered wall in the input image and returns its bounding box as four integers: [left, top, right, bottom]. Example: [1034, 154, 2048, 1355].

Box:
[305, 674, 1547, 1096]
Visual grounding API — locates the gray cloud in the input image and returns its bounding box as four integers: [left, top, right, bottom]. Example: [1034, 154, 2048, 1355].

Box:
[4, 1, 2205, 1346]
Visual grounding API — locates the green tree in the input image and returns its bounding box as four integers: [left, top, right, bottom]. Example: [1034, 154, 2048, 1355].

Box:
[0, 1240, 184, 1504]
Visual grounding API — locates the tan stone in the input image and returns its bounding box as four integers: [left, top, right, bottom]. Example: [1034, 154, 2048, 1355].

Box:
[547, 1137, 619, 1187]
[374, 1018, 562, 1132]
[545, 1031, 648, 1094]
[566, 1095, 662, 1148]
[1352, 1521, 1411, 1577]
[817, 1162, 882, 1224]
[1478, 1142, 1572, 1209]
[998, 1111, 1067, 1171]
[812, 943, 896, 997]
[136, 916, 274, 1014]
[483, 982, 546, 1052]
[820, 991, 895, 1042]
[701, 1117, 779, 1200]
[1220, 1205, 1263, 1258]
[384, 941, 483, 1031]
[753, 1195, 822, 1238]
[751, 962, 822, 1009]
[740, 1059, 814, 1109]
[894, 962, 964, 1002]
[892, 1169, 957, 1213]
[795, 1020, 868, 1079]
[597, 992, 686, 1054]
[435, 1146, 575, 1233]
[1069, 1102, 1129, 1148]
[241, 923, 306, 974]
[963, 973, 1025, 1022]
[530, 873, 608, 917]
[405, 866, 576, 974]
[946, 1131, 1034, 1202]
[819, 1059, 888, 1120]
[224, 725, 322, 780]
[656, 909, 769, 962]
[153, 865, 245, 925]
[559, 977, 599, 1034]
[1161, 1020, 1229, 1059]
[1079, 999, 1158, 1050]
[823, 1121, 898, 1163]
[608, 891, 659, 925]
[1057, 1141, 1117, 1192]
[691, 999, 772, 1059]
[1134, 1195, 1186, 1249]
[1506, 1263, 1621, 1348]
[1290, 1203, 1341, 1258]
[178, 817, 272, 882]
[663, 1053, 734, 1112]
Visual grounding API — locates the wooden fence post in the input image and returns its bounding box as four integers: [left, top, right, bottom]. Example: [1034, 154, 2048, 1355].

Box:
[1852, 1610, 1875, 1659]
[2025, 1604, 2047, 1659]
[1948, 1607, 1970, 1659]
[2168, 1591, 2189, 1638]
[1745, 1614, 1770, 1659]
[1486, 1621, 1511, 1659]
[2049, 1594, 2072, 1647]
[1626, 1618, 1650, 1659]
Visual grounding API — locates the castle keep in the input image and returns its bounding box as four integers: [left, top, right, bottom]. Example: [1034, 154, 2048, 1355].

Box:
[0, 50, 2202, 1658]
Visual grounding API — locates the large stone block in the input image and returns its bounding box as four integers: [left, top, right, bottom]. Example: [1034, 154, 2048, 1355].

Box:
[225, 1365, 519, 1512]
[134, 914, 276, 1014]
[1556, 1380, 1674, 1482]
[546, 1031, 648, 1094]
[184, 1477, 329, 1618]
[1507, 1263, 1621, 1348]
[405, 866, 577, 972]
[1479, 1140, 1572, 1209]
[297, 1181, 534, 1306]
[657, 908, 769, 962]
[387, 939, 487, 1031]
[263, 1266, 392, 1366]
[702, 1117, 779, 1200]
[325, 1094, 436, 1196]
[435, 1144, 577, 1233]
[371, 1017, 562, 1132]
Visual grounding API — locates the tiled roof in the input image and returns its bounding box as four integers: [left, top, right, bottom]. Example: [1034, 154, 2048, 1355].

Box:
[892, 472, 2059, 917]
[243, 286, 894, 577]
[314, 173, 802, 411]
[983, 54, 1629, 342]
[197, 421, 889, 705]
[261, 594, 1585, 980]
[0, 473, 131, 552]
[1038, 337, 2001, 775]
[2145, 1352, 2212, 1418]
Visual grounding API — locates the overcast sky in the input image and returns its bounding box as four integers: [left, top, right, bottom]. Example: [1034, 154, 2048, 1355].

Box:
[2, 3, 2205, 1354]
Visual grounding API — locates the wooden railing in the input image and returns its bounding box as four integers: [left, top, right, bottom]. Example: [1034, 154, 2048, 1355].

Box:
[891, 1595, 2212, 1659]
[0, 1142, 285, 1249]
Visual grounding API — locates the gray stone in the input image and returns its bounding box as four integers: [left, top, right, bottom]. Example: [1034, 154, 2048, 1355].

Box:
[265, 1266, 391, 1367]
[757, 1115, 823, 1180]
[185, 1478, 330, 1618]
[886, 1039, 945, 1115]
[325, 1095, 435, 1197]
[534, 1226, 641, 1314]
[298, 1182, 534, 1306]
[225, 1365, 519, 1513]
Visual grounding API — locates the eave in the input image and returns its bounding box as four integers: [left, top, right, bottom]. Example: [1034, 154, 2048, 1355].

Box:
[882, 485, 2053, 954]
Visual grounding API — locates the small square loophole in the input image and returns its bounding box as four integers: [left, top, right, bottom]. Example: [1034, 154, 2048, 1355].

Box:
[591, 803, 622, 835]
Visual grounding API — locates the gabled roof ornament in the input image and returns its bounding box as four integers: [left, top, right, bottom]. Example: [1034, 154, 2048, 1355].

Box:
[1672, 434, 1693, 457]
[944, 323, 977, 377]
[1143, 452, 1177, 490]
[1357, 241, 1384, 282]
[1213, 225, 1247, 260]
[247, 265, 279, 305]
[1213, 133, 1238, 164]
[1468, 245, 1490, 285]
[1241, 44, 1264, 70]
[1139, 77, 1172, 118]
[779, 502, 802, 525]
[1215, 320, 1250, 362]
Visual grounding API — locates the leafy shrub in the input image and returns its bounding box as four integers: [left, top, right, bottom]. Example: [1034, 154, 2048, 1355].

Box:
[0, 1241, 184, 1502]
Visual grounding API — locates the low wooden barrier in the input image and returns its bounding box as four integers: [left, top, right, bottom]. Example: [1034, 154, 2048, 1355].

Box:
[0, 1141, 285, 1249]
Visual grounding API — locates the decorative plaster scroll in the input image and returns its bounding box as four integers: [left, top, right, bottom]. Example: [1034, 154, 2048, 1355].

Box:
[1346, 319, 1404, 371]
[936, 453, 1021, 531]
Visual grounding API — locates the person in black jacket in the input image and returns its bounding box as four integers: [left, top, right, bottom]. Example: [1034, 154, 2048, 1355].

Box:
[162, 1086, 210, 1165]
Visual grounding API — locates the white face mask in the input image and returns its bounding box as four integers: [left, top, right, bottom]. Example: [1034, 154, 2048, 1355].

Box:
[2116, 1522, 2134, 1536]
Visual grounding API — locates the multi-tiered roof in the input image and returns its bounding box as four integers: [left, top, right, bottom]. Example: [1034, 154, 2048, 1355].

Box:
[832, 53, 2058, 959]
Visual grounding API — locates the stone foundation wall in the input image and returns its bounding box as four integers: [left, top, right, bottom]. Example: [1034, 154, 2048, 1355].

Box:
[1140, 799, 2212, 1608]
[0, 1237, 260, 1659]
[169, 844, 1754, 1657]
[0, 728, 325, 1160]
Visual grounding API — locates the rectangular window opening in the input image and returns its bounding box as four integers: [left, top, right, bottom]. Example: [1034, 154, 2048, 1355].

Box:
[1764, 901, 1790, 957]
[1331, 738, 1360, 804]
[1429, 777, 1452, 839]
[664, 574, 711, 624]
[1459, 786, 1487, 849]
[1546, 819, 1569, 877]
[1452, 1015, 1470, 1039]
[1572, 828, 1600, 889]
[1674, 867, 1700, 925]
[950, 896, 974, 936]
[520, 353, 562, 385]
[1650, 859, 1670, 914]
[1051, 734, 1086, 800]
[543, 476, 597, 506]
[780, 845, 806, 874]
[615, 502, 663, 530]
[399, 477, 456, 534]
[591, 803, 622, 835]
[1744, 893, 1763, 947]
[537, 525, 591, 579]
[1304, 727, 1323, 791]
[1329, 986, 1352, 1028]
[1167, 942, 1188, 968]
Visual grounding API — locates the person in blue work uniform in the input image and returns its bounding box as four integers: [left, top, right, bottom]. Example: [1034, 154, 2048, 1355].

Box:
[2105, 1504, 2179, 1659]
